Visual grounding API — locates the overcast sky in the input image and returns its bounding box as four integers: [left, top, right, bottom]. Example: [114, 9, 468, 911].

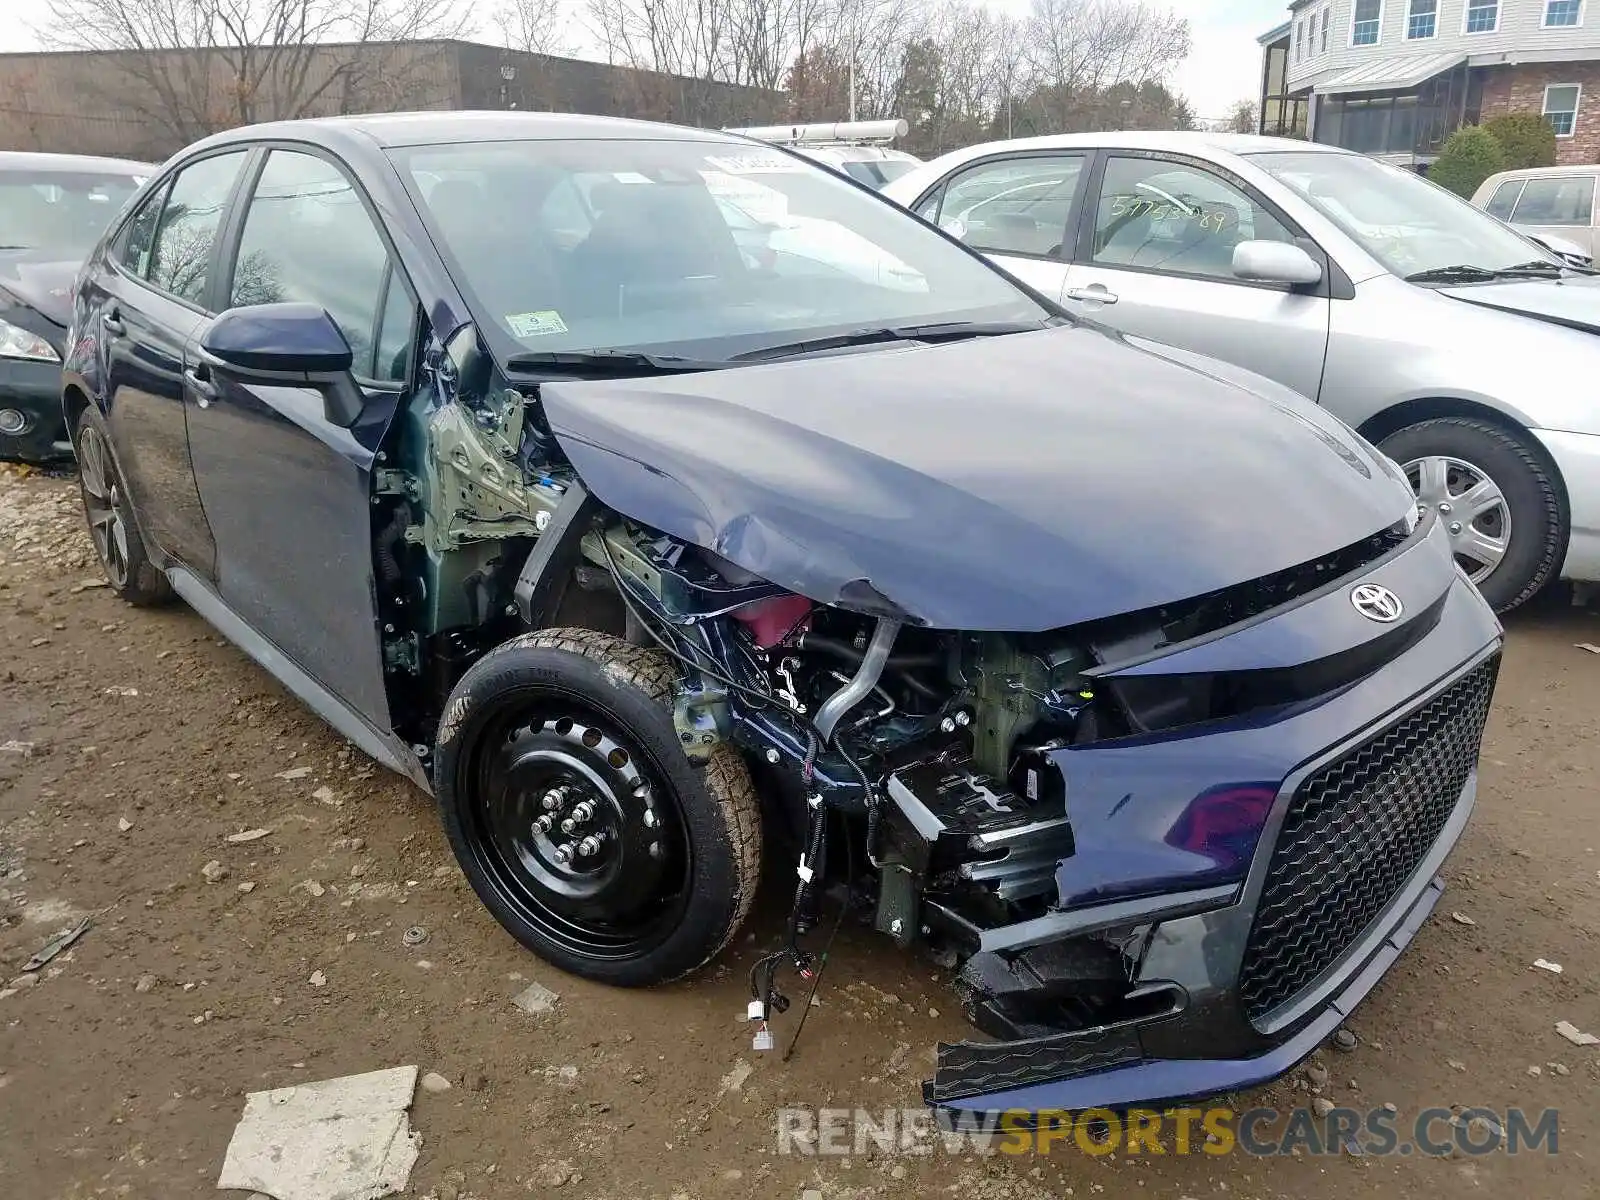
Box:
[1, 0, 1284, 126]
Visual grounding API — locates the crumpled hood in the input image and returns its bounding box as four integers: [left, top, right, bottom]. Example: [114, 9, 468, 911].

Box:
[1439, 273, 1600, 334]
[540, 325, 1415, 631]
[0, 250, 80, 330]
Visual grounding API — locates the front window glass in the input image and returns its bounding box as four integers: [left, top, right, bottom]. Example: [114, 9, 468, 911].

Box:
[1465, 0, 1498, 32]
[1091, 156, 1294, 280]
[0, 169, 146, 257]
[395, 139, 1049, 361]
[230, 150, 399, 377]
[1511, 175, 1595, 225]
[1250, 150, 1555, 278]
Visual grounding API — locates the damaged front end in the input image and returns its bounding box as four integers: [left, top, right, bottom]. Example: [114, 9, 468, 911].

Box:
[393, 321, 1503, 1115]
[493, 505, 1499, 1114]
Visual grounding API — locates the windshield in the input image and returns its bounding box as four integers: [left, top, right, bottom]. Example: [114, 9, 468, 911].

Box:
[394, 139, 1047, 362]
[0, 170, 146, 256]
[1246, 150, 1553, 280]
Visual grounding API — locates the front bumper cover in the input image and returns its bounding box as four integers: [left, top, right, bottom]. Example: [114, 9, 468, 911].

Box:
[923, 573, 1500, 1114]
[0, 356, 70, 464]
[927, 777, 1467, 1112]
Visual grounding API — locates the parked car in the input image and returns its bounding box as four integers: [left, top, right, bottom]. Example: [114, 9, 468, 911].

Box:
[1512, 225, 1593, 269]
[63, 113, 1501, 1116]
[725, 121, 923, 190]
[885, 132, 1600, 613]
[1473, 164, 1598, 265]
[0, 151, 152, 463]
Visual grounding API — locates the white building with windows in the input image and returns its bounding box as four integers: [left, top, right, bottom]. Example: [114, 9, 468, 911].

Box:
[1257, 0, 1600, 164]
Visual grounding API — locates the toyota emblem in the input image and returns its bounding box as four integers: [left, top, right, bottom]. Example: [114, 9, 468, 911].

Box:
[1350, 583, 1404, 623]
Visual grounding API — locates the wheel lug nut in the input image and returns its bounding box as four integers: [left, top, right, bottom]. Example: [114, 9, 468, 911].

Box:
[577, 834, 603, 857]
[642, 809, 657, 829]
[541, 788, 566, 812]
[552, 842, 575, 864]
[569, 800, 595, 823]
[535, 814, 555, 833]
[560, 816, 577, 834]
[648, 841, 663, 859]
[1438, 502, 1452, 514]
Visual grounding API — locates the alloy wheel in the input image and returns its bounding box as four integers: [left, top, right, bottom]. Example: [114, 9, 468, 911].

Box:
[1403, 454, 1511, 584]
[77, 425, 131, 590]
[468, 703, 692, 963]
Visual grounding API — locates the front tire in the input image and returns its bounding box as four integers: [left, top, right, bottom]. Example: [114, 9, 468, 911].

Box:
[1380, 417, 1565, 614]
[433, 628, 761, 986]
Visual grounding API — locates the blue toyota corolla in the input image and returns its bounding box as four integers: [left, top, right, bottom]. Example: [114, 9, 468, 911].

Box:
[59, 112, 1502, 1114]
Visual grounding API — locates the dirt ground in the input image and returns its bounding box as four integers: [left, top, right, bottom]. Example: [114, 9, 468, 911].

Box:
[2, 461, 1598, 1200]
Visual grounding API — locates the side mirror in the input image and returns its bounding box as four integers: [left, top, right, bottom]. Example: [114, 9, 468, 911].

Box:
[1232, 240, 1323, 286]
[200, 302, 363, 427]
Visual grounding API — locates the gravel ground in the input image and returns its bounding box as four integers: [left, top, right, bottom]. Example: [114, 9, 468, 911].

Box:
[2, 461, 1597, 1199]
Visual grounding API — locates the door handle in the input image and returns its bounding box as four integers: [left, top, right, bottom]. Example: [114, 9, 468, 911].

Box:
[101, 311, 126, 336]
[184, 366, 217, 407]
[1064, 287, 1119, 305]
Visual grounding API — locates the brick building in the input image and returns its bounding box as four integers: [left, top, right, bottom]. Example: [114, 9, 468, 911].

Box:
[1257, 0, 1600, 167]
[0, 40, 783, 162]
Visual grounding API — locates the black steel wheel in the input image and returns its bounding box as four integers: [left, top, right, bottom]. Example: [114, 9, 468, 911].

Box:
[434, 628, 761, 985]
[73, 407, 171, 606]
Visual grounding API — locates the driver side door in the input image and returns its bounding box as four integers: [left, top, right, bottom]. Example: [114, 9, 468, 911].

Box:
[185, 147, 417, 729]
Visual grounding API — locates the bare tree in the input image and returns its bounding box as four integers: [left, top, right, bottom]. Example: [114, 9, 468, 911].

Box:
[1023, 0, 1188, 131]
[492, 0, 575, 55]
[42, 0, 469, 151]
[1225, 98, 1259, 135]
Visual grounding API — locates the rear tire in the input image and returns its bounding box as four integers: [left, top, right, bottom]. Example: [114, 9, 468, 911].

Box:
[1380, 417, 1565, 614]
[433, 627, 761, 986]
[73, 407, 171, 607]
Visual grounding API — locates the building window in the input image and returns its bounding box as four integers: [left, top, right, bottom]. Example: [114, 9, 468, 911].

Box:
[1352, 0, 1382, 45]
[1321, 7, 1331, 50]
[1544, 0, 1582, 26]
[1408, 0, 1438, 37]
[1297, 20, 1305, 60]
[1465, 0, 1498, 33]
[1544, 83, 1582, 136]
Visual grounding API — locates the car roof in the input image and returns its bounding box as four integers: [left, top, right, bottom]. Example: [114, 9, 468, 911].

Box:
[1483, 163, 1600, 180]
[191, 110, 753, 152]
[0, 150, 155, 175]
[911, 130, 1348, 159]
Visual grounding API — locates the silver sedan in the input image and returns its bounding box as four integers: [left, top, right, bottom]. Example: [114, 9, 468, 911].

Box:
[883, 132, 1600, 612]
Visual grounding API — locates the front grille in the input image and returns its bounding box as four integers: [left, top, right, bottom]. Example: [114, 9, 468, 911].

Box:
[1238, 657, 1499, 1026]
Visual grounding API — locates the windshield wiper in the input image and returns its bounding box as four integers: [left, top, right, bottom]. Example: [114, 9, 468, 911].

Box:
[1406, 260, 1566, 284]
[503, 349, 725, 376]
[1493, 259, 1567, 278]
[729, 319, 1051, 363]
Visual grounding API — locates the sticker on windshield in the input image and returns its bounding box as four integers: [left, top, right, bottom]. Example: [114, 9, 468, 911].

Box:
[704, 151, 806, 175]
[506, 310, 569, 338]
